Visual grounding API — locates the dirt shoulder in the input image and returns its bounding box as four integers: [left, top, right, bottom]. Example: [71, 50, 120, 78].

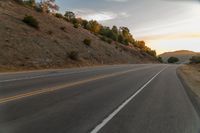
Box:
[177, 64, 200, 116]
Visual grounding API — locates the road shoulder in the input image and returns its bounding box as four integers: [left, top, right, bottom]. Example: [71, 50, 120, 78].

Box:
[177, 64, 200, 117]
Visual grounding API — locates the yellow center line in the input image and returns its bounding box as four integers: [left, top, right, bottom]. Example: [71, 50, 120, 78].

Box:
[0, 66, 153, 104]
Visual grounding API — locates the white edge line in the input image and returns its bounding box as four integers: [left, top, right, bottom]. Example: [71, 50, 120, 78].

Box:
[90, 66, 168, 133]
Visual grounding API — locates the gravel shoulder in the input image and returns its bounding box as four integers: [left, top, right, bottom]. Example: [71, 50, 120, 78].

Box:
[177, 64, 200, 116]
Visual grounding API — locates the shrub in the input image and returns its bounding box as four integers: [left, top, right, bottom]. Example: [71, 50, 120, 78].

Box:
[55, 13, 63, 18]
[14, 0, 24, 4]
[190, 56, 200, 64]
[23, 0, 36, 7]
[60, 26, 66, 31]
[106, 39, 112, 44]
[147, 50, 156, 57]
[35, 6, 43, 12]
[15, 0, 36, 7]
[23, 15, 39, 29]
[100, 36, 106, 42]
[68, 51, 79, 60]
[47, 30, 53, 35]
[100, 36, 112, 44]
[157, 56, 163, 63]
[73, 23, 79, 28]
[83, 38, 92, 46]
[168, 57, 179, 63]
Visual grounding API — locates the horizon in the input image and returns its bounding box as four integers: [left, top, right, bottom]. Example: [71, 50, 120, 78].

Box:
[52, 0, 200, 55]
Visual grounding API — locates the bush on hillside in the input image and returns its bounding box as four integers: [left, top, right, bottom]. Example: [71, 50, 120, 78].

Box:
[157, 56, 163, 63]
[168, 57, 179, 63]
[14, 0, 23, 4]
[60, 26, 66, 32]
[35, 5, 43, 12]
[47, 30, 53, 35]
[100, 36, 112, 44]
[106, 39, 112, 44]
[100, 36, 107, 42]
[24, 0, 35, 7]
[68, 51, 79, 60]
[83, 38, 92, 46]
[23, 15, 39, 29]
[55, 13, 63, 18]
[15, 0, 36, 7]
[190, 56, 200, 64]
[73, 23, 79, 28]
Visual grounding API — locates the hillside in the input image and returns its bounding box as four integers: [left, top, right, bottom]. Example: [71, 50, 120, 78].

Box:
[0, 0, 158, 72]
[160, 50, 200, 63]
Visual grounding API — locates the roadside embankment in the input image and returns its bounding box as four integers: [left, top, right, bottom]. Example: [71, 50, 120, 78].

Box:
[177, 64, 200, 116]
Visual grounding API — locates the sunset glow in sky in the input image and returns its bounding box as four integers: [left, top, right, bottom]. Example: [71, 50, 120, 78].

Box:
[55, 0, 200, 54]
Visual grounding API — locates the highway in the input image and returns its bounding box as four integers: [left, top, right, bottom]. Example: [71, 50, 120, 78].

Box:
[0, 64, 199, 133]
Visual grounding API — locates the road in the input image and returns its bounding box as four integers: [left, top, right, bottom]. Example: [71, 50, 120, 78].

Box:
[0, 64, 199, 133]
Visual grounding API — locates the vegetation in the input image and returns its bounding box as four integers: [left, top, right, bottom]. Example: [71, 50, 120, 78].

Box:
[60, 11, 157, 57]
[47, 30, 53, 35]
[55, 13, 63, 18]
[17, 1, 157, 58]
[22, 0, 35, 6]
[64, 11, 75, 21]
[68, 51, 79, 60]
[190, 56, 200, 64]
[15, 0, 59, 13]
[168, 57, 179, 63]
[60, 26, 66, 32]
[73, 23, 79, 28]
[83, 38, 92, 46]
[157, 56, 163, 63]
[23, 15, 39, 29]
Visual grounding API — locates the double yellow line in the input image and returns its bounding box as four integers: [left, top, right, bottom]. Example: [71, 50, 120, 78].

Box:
[0, 66, 152, 104]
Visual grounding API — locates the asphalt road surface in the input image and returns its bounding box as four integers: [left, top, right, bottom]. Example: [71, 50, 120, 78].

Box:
[0, 64, 199, 133]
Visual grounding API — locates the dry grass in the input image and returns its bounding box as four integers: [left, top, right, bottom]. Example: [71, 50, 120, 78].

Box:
[178, 64, 200, 97]
[0, 0, 157, 72]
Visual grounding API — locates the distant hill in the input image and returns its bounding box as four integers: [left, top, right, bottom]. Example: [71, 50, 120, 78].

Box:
[159, 50, 200, 63]
[0, 0, 158, 71]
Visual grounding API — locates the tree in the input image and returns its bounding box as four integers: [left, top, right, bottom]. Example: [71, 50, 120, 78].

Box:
[64, 11, 75, 21]
[157, 56, 163, 63]
[112, 25, 118, 35]
[118, 34, 124, 44]
[168, 57, 179, 63]
[39, 0, 59, 13]
[88, 20, 101, 33]
[137, 41, 146, 49]
[23, 0, 36, 6]
[119, 27, 134, 44]
[190, 56, 200, 64]
[81, 19, 88, 29]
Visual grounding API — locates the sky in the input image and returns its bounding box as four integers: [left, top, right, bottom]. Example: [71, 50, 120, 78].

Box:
[54, 0, 200, 54]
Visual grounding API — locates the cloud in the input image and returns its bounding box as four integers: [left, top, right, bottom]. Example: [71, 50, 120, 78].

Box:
[83, 12, 117, 21]
[138, 33, 200, 41]
[74, 9, 129, 22]
[105, 0, 128, 2]
[163, 0, 200, 3]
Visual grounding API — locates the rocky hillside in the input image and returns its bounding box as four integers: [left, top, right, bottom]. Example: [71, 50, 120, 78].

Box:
[160, 50, 200, 63]
[0, 0, 158, 71]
